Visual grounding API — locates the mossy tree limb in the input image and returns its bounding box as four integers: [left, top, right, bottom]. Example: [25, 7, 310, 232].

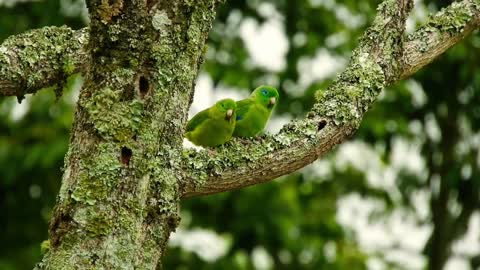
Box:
[401, 0, 480, 79]
[0, 27, 88, 99]
[35, 0, 221, 269]
[182, 0, 480, 198]
[1, 0, 479, 98]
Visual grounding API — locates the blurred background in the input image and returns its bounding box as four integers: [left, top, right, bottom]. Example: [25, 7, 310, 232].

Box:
[1, 0, 479, 269]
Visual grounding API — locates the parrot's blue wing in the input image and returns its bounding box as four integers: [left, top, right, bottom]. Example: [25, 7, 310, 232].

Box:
[235, 99, 253, 122]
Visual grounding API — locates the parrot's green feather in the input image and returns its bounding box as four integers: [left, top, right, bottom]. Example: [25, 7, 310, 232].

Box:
[185, 109, 209, 132]
[185, 99, 237, 147]
[235, 99, 253, 120]
[233, 85, 279, 138]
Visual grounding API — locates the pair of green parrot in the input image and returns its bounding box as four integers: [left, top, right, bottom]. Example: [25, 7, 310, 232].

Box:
[185, 86, 279, 147]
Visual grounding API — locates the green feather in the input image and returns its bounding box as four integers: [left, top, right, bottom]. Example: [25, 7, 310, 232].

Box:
[185, 99, 237, 147]
[233, 85, 279, 138]
[185, 109, 209, 133]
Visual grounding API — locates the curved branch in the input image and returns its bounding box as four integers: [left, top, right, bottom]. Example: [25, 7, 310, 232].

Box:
[182, 120, 355, 197]
[0, 26, 88, 98]
[181, 0, 414, 198]
[400, 0, 480, 79]
[181, 0, 480, 198]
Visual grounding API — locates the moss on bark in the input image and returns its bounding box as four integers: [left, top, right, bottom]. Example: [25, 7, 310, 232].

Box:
[35, 1, 221, 269]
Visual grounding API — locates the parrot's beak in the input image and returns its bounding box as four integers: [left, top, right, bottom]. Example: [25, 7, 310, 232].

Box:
[225, 109, 233, 120]
[268, 97, 276, 107]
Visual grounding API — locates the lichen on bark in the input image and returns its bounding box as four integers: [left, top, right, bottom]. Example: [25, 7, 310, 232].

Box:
[401, 0, 480, 78]
[35, 0, 221, 269]
[0, 26, 88, 99]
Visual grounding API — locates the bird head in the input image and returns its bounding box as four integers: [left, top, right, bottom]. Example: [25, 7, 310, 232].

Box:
[252, 85, 279, 109]
[215, 98, 237, 121]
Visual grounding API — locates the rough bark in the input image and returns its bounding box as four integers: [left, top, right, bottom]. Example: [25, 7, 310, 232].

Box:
[33, 0, 220, 269]
[401, 0, 480, 79]
[0, 27, 88, 100]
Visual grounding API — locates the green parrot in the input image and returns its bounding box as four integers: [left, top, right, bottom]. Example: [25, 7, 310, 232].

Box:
[185, 98, 237, 147]
[233, 85, 279, 138]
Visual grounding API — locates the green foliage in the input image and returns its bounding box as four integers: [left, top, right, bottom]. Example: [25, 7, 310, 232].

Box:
[0, 85, 76, 269]
[1, 0, 480, 269]
[166, 173, 374, 269]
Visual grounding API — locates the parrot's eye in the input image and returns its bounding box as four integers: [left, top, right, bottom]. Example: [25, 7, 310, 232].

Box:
[262, 89, 268, 95]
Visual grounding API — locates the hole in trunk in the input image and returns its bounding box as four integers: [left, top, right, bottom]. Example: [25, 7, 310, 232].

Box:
[146, 0, 158, 10]
[137, 75, 151, 97]
[121, 147, 133, 166]
[318, 120, 327, 131]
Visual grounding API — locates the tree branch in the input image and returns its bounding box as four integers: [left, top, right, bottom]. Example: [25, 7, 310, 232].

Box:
[400, 0, 480, 79]
[181, 0, 480, 198]
[0, 26, 88, 98]
[181, 0, 414, 197]
[0, 0, 478, 98]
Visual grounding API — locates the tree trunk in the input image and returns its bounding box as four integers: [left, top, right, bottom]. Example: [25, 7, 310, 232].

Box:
[35, 0, 219, 268]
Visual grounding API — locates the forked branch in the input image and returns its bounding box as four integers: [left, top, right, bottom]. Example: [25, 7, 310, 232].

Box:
[181, 0, 480, 198]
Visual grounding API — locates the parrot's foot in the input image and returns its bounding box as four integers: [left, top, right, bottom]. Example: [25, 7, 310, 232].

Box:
[234, 137, 251, 144]
[254, 135, 264, 141]
[205, 147, 218, 155]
